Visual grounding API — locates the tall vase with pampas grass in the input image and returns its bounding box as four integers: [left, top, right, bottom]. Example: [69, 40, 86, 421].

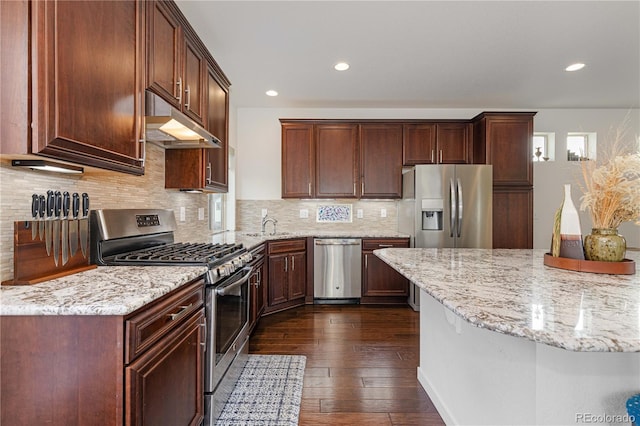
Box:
[578, 114, 640, 262]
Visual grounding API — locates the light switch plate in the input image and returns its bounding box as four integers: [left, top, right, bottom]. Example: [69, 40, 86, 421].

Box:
[380, 208, 387, 218]
[356, 209, 364, 219]
[179, 206, 186, 222]
[198, 207, 205, 220]
[300, 209, 309, 219]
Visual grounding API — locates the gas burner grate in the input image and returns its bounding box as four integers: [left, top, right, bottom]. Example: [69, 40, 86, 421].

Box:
[113, 242, 243, 265]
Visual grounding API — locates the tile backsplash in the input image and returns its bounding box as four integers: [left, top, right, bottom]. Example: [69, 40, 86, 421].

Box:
[0, 144, 212, 282]
[236, 199, 398, 234]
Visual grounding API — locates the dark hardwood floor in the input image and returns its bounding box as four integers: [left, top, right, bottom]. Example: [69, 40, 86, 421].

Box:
[249, 304, 446, 425]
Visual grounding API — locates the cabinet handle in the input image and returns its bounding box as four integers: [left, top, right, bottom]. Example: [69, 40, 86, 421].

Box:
[206, 163, 212, 184]
[185, 85, 191, 109]
[353, 183, 356, 195]
[168, 303, 193, 321]
[365, 253, 368, 269]
[138, 139, 146, 166]
[284, 257, 288, 272]
[176, 77, 182, 103]
[378, 244, 393, 248]
[361, 182, 364, 195]
[440, 150, 443, 163]
[431, 149, 435, 163]
[200, 321, 207, 349]
[308, 182, 312, 196]
[291, 255, 295, 271]
[257, 269, 261, 286]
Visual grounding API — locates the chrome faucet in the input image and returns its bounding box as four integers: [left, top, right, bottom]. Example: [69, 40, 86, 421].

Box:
[261, 215, 278, 235]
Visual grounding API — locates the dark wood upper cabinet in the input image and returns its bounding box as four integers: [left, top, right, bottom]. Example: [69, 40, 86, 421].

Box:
[315, 124, 359, 198]
[2, 0, 145, 175]
[403, 122, 470, 165]
[182, 34, 206, 125]
[205, 64, 230, 192]
[281, 123, 314, 198]
[473, 112, 535, 186]
[360, 124, 403, 198]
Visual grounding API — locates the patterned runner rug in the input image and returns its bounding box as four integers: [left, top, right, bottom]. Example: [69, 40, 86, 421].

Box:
[217, 354, 306, 425]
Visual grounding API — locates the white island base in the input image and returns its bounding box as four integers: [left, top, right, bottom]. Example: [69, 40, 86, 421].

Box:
[419, 291, 639, 426]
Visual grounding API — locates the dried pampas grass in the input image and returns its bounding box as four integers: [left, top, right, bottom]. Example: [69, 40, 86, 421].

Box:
[578, 113, 640, 229]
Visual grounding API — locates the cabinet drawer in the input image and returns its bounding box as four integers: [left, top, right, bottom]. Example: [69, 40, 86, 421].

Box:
[125, 278, 204, 364]
[362, 238, 409, 250]
[267, 239, 306, 255]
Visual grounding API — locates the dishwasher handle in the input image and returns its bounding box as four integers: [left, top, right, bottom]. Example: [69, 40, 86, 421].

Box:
[315, 239, 361, 246]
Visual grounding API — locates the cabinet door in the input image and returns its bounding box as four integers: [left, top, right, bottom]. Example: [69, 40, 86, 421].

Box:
[182, 34, 205, 125]
[32, 0, 144, 175]
[403, 123, 436, 165]
[360, 124, 403, 198]
[315, 124, 359, 198]
[268, 254, 289, 307]
[492, 188, 533, 249]
[281, 123, 314, 198]
[205, 65, 229, 191]
[164, 149, 206, 189]
[249, 258, 265, 330]
[126, 310, 205, 426]
[362, 251, 409, 297]
[437, 123, 470, 164]
[485, 116, 534, 185]
[287, 252, 306, 301]
[146, 0, 181, 108]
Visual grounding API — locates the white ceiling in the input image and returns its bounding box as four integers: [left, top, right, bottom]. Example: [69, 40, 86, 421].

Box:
[175, 1, 640, 109]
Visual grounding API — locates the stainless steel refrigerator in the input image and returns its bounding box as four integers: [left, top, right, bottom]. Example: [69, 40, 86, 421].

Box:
[398, 165, 493, 310]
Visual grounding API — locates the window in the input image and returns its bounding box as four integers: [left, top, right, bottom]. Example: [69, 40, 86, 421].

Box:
[532, 132, 555, 161]
[567, 132, 596, 161]
[209, 193, 225, 232]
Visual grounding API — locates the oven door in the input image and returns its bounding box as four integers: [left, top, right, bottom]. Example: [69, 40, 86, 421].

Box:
[205, 265, 253, 393]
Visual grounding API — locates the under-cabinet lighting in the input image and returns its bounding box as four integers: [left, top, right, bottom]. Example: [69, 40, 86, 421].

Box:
[180, 189, 204, 194]
[11, 160, 84, 174]
[159, 119, 202, 140]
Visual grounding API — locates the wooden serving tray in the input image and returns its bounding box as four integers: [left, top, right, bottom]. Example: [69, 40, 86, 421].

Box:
[543, 253, 635, 275]
[2, 221, 96, 286]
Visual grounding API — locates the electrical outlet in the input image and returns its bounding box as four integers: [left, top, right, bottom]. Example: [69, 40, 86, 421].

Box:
[356, 209, 364, 219]
[179, 206, 186, 222]
[198, 207, 205, 220]
[261, 209, 268, 218]
[380, 208, 387, 218]
[299, 209, 309, 219]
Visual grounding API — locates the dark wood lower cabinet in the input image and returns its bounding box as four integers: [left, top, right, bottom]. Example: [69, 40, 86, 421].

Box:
[493, 187, 533, 249]
[248, 244, 267, 332]
[265, 239, 307, 314]
[361, 238, 410, 304]
[126, 309, 204, 426]
[0, 278, 205, 426]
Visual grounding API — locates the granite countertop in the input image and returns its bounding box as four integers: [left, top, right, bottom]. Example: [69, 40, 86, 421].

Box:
[374, 248, 640, 352]
[213, 230, 410, 250]
[0, 265, 207, 316]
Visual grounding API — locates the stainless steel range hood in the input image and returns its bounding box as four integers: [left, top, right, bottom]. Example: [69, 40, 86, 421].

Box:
[145, 91, 221, 149]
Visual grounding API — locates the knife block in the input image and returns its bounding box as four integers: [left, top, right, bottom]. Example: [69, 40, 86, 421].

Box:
[2, 221, 96, 285]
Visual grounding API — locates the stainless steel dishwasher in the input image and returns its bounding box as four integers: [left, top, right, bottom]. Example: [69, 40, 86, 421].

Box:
[313, 238, 362, 303]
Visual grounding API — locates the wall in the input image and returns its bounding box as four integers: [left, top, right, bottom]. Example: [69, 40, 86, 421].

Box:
[234, 107, 640, 248]
[0, 144, 212, 282]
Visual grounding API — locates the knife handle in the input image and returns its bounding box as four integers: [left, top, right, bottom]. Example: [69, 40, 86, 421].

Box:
[62, 192, 70, 218]
[32, 194, 39, 219]
[54, 191, 62, 218]
[39, 195, 46, 219]
[46, 190, 54, 218]
[82, 193, 89, 218]
[72, 193, 80, 219]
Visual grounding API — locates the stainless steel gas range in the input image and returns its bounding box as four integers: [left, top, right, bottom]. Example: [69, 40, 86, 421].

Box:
[90, 209, 252, 425]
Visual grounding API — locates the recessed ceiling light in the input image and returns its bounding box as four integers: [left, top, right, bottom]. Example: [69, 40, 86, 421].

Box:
[266, 90, 278, 97]
[334, 62, 350, 71]
[565, 63, 585, 72]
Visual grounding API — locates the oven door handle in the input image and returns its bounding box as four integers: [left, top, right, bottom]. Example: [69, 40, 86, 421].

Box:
[215, 266, 253, 296]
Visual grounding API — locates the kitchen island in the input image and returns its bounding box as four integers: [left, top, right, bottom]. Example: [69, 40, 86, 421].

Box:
[375, 248, 640, 426]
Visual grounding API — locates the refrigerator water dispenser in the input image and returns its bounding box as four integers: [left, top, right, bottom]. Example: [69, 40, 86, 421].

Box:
[421, 199, 443, 230]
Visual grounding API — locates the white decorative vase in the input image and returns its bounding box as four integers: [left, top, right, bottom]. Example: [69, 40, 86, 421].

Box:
[558, 184, 585, 259]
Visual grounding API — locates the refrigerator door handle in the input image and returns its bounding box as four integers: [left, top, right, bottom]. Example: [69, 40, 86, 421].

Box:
[449, 178, 456, 237]
[456, 178, 463, 238]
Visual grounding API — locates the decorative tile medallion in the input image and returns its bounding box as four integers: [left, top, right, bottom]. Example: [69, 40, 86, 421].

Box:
[316, 204, 352, 223]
